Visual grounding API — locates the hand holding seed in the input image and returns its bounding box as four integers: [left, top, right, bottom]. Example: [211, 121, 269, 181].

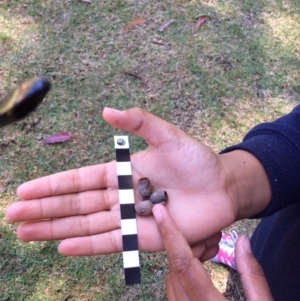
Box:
[135, 177, 168, 216]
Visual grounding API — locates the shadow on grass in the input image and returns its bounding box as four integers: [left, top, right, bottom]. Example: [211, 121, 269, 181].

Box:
[0, 221, 124, 300]
[0, 224, 61, 300]
[223, 268, 246, 301]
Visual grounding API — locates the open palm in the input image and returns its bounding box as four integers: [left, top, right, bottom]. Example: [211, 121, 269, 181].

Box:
[6, 108, 237, 256]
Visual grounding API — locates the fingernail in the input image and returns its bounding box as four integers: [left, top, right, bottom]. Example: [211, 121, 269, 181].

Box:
[104, 107, 121, 113]
[243, 235, 252, 254]
[152, 205, 163, 222]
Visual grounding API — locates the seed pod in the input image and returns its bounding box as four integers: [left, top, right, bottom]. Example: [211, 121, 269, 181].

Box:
[135, 200, 153, 216]
[138, 177, 153, 199]
[150, 191, 168, 205]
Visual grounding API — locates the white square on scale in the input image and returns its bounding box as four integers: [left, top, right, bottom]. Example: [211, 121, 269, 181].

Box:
[121, 219, 138, 235]
[123, 250, 140, 268]
[118, 190, 135, 204]
[116, 162, 132, 176]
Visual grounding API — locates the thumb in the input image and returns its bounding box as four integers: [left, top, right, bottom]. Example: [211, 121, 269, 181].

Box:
[102, 107, 186, 148]
[235, 235, 274, 301]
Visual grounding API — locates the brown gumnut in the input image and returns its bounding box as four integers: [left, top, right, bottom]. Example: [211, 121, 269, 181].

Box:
[150, 191, 168, 205]
[135, 200, 154, 216]
[138, 177, 153, 199]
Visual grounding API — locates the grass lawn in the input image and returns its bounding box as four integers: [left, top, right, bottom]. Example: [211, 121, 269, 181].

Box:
[0, 0, 299, 300]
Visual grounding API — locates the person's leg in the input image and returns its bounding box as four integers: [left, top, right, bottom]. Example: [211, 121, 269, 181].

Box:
[250, 204, 300, 301]
[211, 204, 300, 301]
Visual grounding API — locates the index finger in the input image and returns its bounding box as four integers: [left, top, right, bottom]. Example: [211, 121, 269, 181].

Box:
[152, 204, 195, 264]
[17, 162, 116, 200]
[152, 205, 225, 301]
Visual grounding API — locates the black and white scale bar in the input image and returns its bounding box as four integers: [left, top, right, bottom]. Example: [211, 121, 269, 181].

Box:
[114, 136, 141, 285]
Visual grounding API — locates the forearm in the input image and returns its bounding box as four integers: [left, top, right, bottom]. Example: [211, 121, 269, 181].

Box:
[219, 105, 300, 219]
[220, 150, 271, 220]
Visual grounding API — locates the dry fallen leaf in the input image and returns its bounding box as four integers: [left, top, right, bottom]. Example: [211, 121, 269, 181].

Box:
[79, 0, 91, 3]
[40, 132, 72, 144]
[159, 19, 175, 32]
[123, 17, 146, 30]
[195, 15, 208, 29]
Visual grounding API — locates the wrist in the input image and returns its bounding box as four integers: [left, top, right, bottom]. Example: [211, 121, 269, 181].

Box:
[219, 150, 271, 219]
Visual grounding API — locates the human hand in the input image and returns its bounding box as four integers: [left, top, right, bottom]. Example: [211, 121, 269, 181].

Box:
[5, 108, 270, 256]
[153, 204, 274, 301]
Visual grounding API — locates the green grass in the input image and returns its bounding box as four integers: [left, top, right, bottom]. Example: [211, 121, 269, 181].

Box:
[0, 0, 299, 300]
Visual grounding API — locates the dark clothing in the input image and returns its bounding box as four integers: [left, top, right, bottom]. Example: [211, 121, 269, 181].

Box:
[222, 104, 300, 301]
[251, 207, 300, 301]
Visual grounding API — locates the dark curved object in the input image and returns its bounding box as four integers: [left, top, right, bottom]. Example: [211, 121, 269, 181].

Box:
[0, 77, 51, 128]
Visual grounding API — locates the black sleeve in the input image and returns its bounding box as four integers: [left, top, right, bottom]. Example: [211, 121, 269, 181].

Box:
[220, 104, 300, 218]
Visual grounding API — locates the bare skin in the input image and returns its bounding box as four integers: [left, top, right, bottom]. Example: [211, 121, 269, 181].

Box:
[5, 108, 271, 256]
[153, 204, 274, 301]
